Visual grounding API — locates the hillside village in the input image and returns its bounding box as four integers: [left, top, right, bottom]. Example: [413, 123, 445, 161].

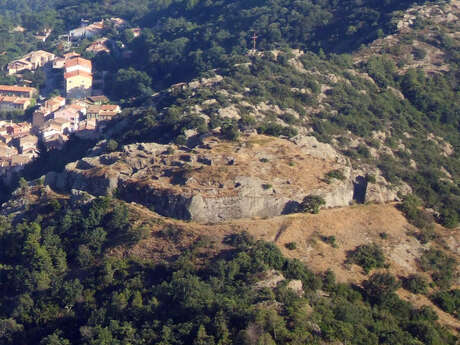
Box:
[0, 19, 128, 182]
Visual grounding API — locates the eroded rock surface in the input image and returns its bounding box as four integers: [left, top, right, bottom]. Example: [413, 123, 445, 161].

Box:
[45, 134, 406, 223]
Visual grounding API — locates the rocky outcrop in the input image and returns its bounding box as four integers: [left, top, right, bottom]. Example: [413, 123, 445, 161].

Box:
[44, 134, 407, 223]
[365, 180, 412, 204]
[187, 190, 291, 223]
[253, 269, 303, 295]
[45, 160, 123, 196]
[290, 135, 348, 164]
[70, 189, 95, 206]
[45, 142, 169, 196]
[316, 178, 355, 208]
[254, 270, 286, 290]
[118, 182, 194, 220]
[287, 280, 304, 296]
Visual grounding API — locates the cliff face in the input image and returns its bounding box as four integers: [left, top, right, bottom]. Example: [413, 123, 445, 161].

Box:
[119, 176, 316, 223]
[44, 134, 408, 223]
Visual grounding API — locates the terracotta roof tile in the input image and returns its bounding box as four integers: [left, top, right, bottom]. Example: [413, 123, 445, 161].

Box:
[0, 96, 31, 105]
[0, 85, 37, 93]
[64, 70, 93, 79]
[64, 57, 92, 69]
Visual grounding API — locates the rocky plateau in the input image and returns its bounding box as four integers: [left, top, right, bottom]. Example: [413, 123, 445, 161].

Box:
[44, 134, 410, 223]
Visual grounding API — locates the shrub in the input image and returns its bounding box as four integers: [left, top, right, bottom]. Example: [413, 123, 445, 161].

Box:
[321, 235, 338, 248]
[399, 195, 434, 230]
[416, 225, 437, 244]
[379, 232, 388, 240]
[299, 195, 326, 214]
[239, 114, 256, 130]
[280, 113, 298, 125]
[175, 135, 187, 145]
[128, 225, 151, 243]
[285, 242, 297, 250]
[403, 274, 428, 294]
[224, 231, 255, 249]
[221, 123, 240, 141]
[347, 244, 385, 274]
[158, 225, 184, 243]
[257, 122, 298, 138]
[325, 169, 345, 183]
[431, 290, 460, 317]
[412, 305, 438, 322]
[412, 47, 427, 60]
[439, 209, 459, 229]
[106, 139, 119, 152]
[322, 269, 336, 292]
[363, 272, 401, 304]
[356, 144, 371, 159]
[420, 249, 456, 289]
[366, 174, 376, 184]
[366, 138, 380, 149]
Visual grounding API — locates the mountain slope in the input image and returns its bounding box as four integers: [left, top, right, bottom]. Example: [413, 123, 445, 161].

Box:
[0, 0, 459, 343]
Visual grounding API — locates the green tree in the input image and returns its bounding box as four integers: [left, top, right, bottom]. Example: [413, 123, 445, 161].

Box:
[363, 272, 400, 304]
[112, 68, 152, 100]
[299, 195, 326, 214]
[106, 139, 119, 152]
[403, 275, 427, 294]
[221, 122, 239, 141]
[0, 318, 23, 342]
[18, 177, 28, 194]
[193, 325, 215, 345]
[40, 331, 70, 345]
[347, 243, 386, 274]
[214, 311, 231, 345]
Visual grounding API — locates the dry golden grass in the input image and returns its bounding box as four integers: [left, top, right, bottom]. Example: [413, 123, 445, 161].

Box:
[115, 201, 460, 330]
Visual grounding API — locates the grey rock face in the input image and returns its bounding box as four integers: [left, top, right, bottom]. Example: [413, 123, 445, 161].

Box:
[117, 182, 193, 220]
[290, 135, 348, 164]
[44, 135, 409, 223]
[365, 181, 412, 204]
[187, 192, 291, 223]
[315, 179, 355, 208]
[70, 189, 96, 206]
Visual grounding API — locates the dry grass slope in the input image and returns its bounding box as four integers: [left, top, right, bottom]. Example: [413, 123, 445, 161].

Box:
[116, 202, 460, 330]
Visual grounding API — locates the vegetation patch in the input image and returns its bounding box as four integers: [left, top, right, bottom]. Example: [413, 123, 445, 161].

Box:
[431, 290, 460, 318]
[402, 274, 428, 294]
[320, 235, 338, 248]
[347, 243, 386, 274]
[324, 169, 346, 183]
[399, 195, 435, 231]
[298, 195, 326, 214]
[0, 196, 456, 344]
[285, 242, 297, 250]
[420, 248, 457, 289]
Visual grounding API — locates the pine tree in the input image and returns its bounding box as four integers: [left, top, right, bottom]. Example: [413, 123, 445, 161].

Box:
[193, 324, 215, 345]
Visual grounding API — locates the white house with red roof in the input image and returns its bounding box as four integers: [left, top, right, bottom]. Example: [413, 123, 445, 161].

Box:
[64, 57, 93, 98]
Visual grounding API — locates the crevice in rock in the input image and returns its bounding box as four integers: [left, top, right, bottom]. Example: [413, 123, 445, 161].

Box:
[353, 175, 367, 204]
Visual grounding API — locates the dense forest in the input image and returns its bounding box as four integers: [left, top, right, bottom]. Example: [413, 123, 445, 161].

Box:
[0, 195, 457, 344]
[0, 0, 435, 79]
